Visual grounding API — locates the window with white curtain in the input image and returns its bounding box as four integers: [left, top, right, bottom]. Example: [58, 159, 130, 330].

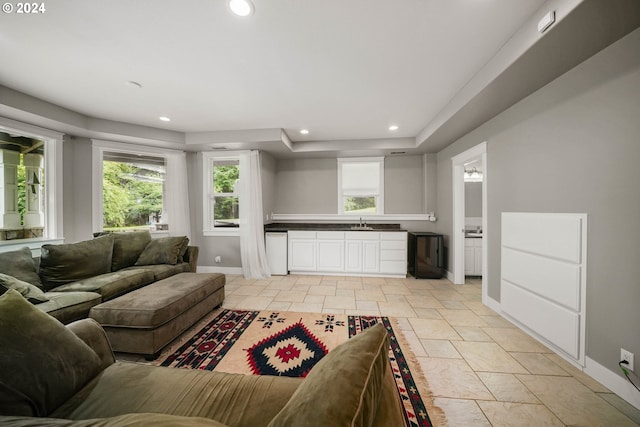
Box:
[337, 157, 384, 215]
[203, 152, 241, 236]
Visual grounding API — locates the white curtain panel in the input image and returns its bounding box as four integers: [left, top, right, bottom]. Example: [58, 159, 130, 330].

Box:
[239, 151, 271, 279]
[164, 151, 191, 239]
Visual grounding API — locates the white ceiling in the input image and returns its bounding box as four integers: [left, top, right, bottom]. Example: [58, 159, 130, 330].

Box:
[0, 0, 638, 157]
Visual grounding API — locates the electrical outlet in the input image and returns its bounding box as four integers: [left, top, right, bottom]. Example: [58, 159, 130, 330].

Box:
[621, 348, 634, 371]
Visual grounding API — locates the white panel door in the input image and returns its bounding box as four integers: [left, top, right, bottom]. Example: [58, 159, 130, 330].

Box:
[317, 240, 345, 272]
[362, 241, 380, 273]
[345, 240, 363, 272]
[288, 239, 316, 271]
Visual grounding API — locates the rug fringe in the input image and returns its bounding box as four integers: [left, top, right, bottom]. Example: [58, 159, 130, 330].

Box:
[390, 317, 448, 427]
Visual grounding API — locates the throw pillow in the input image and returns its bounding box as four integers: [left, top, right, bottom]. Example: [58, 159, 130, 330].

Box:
[134, 236, 187, 266]
[268, 323, 390, 427]
[178, 236, 190, 263]
[0, 273, 49, 303]
[39, 235, 114, 290]
[110, 230, 152, 271]
[0, 289, 103, 417]
[0, 246, 43, 289]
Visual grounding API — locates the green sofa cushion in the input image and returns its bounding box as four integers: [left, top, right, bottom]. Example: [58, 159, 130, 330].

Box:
[0, 290, 103, 417]
[0, 246, 43, 289]
[110, 230, 152, 271]
[35, 291, 102, 325]
[268, 323, 390, 427]
[135, 236, 188, 266]
[49, 269, 155, 302]
[39, 235, 114, 290]
[0, 273, 49, 303]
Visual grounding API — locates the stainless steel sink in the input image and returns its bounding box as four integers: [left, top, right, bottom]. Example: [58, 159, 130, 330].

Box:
[465, 232, 483, 237]
[350, 226, 374, 231]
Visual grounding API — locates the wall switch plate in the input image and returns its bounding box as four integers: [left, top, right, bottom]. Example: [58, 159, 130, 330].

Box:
[621, 348, 634, 371]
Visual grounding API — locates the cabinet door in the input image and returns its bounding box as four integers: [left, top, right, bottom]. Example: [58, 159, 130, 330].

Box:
[345, 240, 363, 272]
[362, 241, 380, 273]
[288, 239, 316, 271]
[475, 246, 483, 275]
[317, 240, 345, 272]
[464, 247, 475, 275]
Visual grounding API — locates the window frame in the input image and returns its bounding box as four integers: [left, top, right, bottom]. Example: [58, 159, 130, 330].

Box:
[0, 117, 63, 250]
[92, 140, 173, 236]
[202, 151, 242, 237]
[337, 157, 385, 215]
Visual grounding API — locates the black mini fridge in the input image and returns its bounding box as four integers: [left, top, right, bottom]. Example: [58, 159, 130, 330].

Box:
[408, 232, 444, 279]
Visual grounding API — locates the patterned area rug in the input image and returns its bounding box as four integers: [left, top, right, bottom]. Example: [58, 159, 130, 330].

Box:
[156, 309, 443, 427]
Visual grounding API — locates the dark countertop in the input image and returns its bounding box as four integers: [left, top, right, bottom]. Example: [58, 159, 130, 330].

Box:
[264, 223, 407, 232]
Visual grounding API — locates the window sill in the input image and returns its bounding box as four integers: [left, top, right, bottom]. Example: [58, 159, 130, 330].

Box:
[203, 229, 240, 237]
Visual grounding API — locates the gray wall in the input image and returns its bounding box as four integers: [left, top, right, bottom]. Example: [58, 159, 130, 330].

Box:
[62, 136, 94, 243]
[260, 151, 277, 222]
[435, 28, 640, 377]
[465, 182, 482, 218]
[385, 155, 424, 214]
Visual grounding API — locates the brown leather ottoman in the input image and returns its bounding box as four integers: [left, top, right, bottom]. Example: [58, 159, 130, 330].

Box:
[89, 272, 225, 359]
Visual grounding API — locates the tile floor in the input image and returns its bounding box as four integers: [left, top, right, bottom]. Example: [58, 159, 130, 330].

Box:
[221, 274, 640, 426]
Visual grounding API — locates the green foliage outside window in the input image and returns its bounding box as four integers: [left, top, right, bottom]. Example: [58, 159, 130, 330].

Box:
[213, 164, 239, 223]
[344, 196, 376, 213]
[102, 161, 164, 230]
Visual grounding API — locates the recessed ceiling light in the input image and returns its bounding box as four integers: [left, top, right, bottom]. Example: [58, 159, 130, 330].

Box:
[159, 116, 171, 122]
[229, 0, 254, 17]
[388, 125, 399, 131]
[300, 129, 310, 135]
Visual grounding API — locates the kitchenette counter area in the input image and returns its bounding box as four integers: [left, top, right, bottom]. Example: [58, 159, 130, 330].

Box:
[264, 222, 407, 232]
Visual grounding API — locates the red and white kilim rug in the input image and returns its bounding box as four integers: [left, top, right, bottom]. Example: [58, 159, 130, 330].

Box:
[155, 309, 444, 427]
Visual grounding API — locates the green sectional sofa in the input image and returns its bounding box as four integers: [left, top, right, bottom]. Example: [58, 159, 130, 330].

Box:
[0, 231, 198, 324]
[0, 290, 406, 427]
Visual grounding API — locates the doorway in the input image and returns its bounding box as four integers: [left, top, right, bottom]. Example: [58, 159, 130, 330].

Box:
[451, 142, 488, 304]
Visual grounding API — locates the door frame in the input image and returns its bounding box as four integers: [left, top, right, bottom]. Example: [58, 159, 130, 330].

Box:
[451, 142, 488, 304]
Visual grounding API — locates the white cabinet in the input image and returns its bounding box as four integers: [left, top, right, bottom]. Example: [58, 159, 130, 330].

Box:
[288, 230, 407, 277]
[464, 238, 483, 276]
[317, 232, 345, 272]
[288, 231, 317, 271]
[345, 232, 380, 273]
[379, 232, 408, 275]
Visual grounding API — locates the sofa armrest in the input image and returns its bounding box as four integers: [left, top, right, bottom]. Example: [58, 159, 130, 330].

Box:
[66, 318, 116, 370]
[185, 246, 199, 272]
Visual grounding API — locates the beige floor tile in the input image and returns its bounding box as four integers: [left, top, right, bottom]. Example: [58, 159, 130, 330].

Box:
[597, 392, 640, 425]
[452, 341, 528, 373]
[323, 295, 356, 310]
[441, 300, 467, 309]
[479, 315, 515, 328]
[463, 300, 497, 316]
[477, 401, 564, 427]
[517, 374, 638, 426]
[398, 329, 428, 357]
[417, 357, 494, 400]
[307, 285, 336, 296]
[303, 295, 326, 304]
[393, 317, 413, 331]
[266, 301, 292, 311]
[320, 278, 338, 285]
[322, 308, 345, 314]
[288, 302, 324, 312]
[295, 276, 322, 285]
[233, 296, 274, 310]
[407, 295, 445, 309]
[438, 309, 489, 327]
[356, 300, 379, 311]
[453, 326, 493, 342]
[430, 290, 466, 301]
[433, 398, 491, 427]
[335, 288, 355, 297]
[290, 284, 311, 293]
[409, 318, 462, 340]
[266, 281, 296, 291]
[477, 372, 540, 403]
[221, 294, 245, 308]
[251, 279, 272, 287]
[483, 327, 550, 353]
[381, 284, 413, 295]
[229, 278, 257, 286]
[336, 280, 363, 290]
[258, 289, 280, 297]
[272, 290, 307, 303]
[383, 294, 409, 304]
[414, 308, 443, 320]
[420, 339, 462, 359]
[232, 285, 264, 296]
[544, 353, 610, 393]
[361, 277, 386, 285]
[511, 352, 571, 376]
[346, 309, 381, 316]
[355, 289, 387, 302]
[377, 302, 417, 317]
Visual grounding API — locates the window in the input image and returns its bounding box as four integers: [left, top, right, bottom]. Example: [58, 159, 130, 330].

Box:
[101, 151, 167, 232]
[338, 157, 384, 215]
[203, 153, 241, 235]
[0, 117, 63, 245]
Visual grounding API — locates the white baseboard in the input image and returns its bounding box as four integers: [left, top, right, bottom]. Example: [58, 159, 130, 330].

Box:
[445, 269, 454, 282]
[485, 296, 501, 313]
[198, 266, 243, 275]
[585, 356, 640, 410]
